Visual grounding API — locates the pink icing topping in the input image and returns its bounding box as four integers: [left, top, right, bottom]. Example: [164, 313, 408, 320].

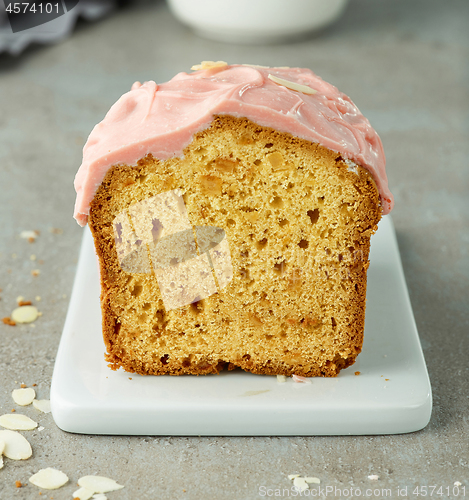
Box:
[74, 64, 393, 226]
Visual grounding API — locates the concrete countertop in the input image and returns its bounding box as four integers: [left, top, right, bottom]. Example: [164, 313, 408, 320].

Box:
[1, 0, 468, 498]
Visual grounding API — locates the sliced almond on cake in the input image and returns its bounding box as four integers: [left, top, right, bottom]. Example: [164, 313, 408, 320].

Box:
[268, 74, 317, 95]
[191, 61, 227, 71]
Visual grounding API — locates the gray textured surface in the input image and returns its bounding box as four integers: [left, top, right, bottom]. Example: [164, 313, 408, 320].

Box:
[0, 0, 468, 498]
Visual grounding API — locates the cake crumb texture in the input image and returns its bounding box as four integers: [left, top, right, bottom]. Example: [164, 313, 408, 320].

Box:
[89, 116, 381, 377]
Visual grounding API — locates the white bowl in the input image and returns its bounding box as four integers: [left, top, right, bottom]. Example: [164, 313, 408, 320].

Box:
[167, 0, 350, 44]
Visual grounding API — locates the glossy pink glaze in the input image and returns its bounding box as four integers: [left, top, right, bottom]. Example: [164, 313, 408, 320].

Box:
[74, 65, 393, 225]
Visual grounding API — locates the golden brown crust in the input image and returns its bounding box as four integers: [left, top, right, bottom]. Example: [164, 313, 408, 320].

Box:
[88, 115, 381, 377]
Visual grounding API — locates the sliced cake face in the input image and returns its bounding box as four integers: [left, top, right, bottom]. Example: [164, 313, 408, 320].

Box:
[89, 116, 381, 377]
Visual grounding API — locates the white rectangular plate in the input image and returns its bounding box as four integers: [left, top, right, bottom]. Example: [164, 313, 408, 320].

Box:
[51, 215, 432, 435]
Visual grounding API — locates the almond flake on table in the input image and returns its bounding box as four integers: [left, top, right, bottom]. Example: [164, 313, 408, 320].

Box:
[0, 413, 38, 431]
[92, 495, 108, 500]
[78, 476, 125, 494]
[12, 387, 36, 405]
[277, 375, 287, 383]
[20, 230, 39, 241]
[268, 74, 317, 95]
[73, 486, 98, 500]
[191, 60, 227, 71]
[292, 374, 312, 383]
[0, 437, 5, 469]
[368, 474, 379, 480]
[0, 429, 32, 459]
[33, 399, 51, 413]
[305, 477, 321, 484]
[29, 467, 69, 489]
[293, 476, 309, 492]
[11, 305, 39, 324]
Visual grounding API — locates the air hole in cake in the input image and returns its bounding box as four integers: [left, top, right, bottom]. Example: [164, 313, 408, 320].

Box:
[254, 159, 262, 166]
[240, 268, 250, 280]
[130, 283, 143, 297]
[256, 238, 268, 250]
[267, 152, 284, 170]
[161, 354, 169, 365]
[287, 182, 294, 189]
[215, 158, 238, 174]
[136, 174, 148, 183]
[279, 219, 289, 227]
[194, 147, 207, 158]
[270, 196, 284, 209]
[298, 239, 309, 249]
[240, 250, 249, 258]
[354, 184, 363, 195]
[265, 334, 273, 340]
[226, 219, 236, 227]
[190, 300, 204, 315]
[307, 209, 320, 224]
[239, 133, 254, 145]
[200, 175, 222, 196]
[264, 143, 273, 148]
[242, 354, 251, 360]
[249, 314, 263, 327]
[273, 260, 286, 275]
[182, 356, 193, 368]
[331, 317, 337, 328]
[338, 254, 343, 262]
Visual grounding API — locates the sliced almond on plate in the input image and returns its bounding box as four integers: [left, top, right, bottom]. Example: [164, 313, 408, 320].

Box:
[29, 467, 69, 489]
[0, 413, 38, 431]
[0, 429, 32, 459]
